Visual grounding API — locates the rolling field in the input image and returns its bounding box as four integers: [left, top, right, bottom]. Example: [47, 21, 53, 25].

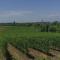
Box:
[0, 26, 60, 60]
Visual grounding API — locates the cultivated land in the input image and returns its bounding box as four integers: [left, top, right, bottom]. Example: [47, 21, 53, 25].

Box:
[0, 25, 60, 60]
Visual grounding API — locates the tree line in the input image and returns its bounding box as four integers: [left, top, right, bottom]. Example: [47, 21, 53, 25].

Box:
[0, 21, 60, 32]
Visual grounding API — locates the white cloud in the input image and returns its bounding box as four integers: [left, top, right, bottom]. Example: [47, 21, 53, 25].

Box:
[0, 10, 32, 22]
[0, 10, 32, 17]
[0, 10, 60, 23]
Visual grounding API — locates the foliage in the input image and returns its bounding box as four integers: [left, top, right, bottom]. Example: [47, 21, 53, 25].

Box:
[0, 25, 59, 53]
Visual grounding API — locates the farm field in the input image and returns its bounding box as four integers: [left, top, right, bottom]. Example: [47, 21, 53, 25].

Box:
[0, 25, 60, 60]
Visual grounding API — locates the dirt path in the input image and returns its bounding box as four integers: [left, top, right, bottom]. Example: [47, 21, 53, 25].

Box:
[7, 43, 32, 60]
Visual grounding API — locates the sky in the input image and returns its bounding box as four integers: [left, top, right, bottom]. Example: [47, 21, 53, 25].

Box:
[0, 0, 60, 23]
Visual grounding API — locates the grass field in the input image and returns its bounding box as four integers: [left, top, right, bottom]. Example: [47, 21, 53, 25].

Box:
[0, 26, 60, 60]
[0, 26, 59, 49]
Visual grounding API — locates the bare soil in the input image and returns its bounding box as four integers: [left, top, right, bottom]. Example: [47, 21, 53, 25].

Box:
[7, 43, 32, 60]
[28, 48, 53, 60]
[49, 48, 60, 60]
[0, 43, 60, 60]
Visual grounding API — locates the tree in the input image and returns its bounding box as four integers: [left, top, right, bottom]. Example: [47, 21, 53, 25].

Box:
[49, 26, 57, 32]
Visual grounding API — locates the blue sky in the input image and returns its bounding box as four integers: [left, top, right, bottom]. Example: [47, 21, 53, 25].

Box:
[0, 0, 60, 23]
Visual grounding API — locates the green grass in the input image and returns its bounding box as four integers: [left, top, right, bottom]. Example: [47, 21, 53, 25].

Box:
[0, 26, 60, 53]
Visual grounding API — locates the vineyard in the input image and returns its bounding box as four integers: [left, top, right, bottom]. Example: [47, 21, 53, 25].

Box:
[0, 25, 60, 60]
